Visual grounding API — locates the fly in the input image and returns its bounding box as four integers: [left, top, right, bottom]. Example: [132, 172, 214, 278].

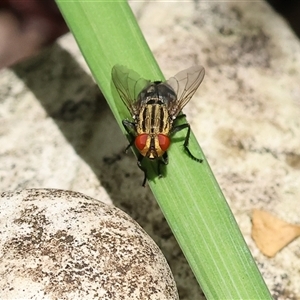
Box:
[112, 65, 205, 186]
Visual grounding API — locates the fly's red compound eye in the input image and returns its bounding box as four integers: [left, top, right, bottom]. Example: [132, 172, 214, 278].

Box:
[135, 134, 148, 151]
[158, 134, 170, 151]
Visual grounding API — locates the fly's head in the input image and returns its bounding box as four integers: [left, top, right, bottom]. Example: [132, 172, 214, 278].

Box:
[135, 133, 170, 160]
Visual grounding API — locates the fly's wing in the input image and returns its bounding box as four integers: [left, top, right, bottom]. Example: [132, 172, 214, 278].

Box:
[112, 65, 150, 116]
[166, 66, 205, 117]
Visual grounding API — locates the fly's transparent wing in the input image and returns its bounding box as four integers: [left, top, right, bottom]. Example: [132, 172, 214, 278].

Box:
[166, 66, 205, 117]
[112, 65, 150, 116]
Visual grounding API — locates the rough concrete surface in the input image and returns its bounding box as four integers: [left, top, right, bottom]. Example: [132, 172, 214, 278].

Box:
[0, 0, 300, 299]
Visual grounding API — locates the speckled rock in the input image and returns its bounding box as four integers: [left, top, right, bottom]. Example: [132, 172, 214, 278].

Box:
[0, 189, 179, 300]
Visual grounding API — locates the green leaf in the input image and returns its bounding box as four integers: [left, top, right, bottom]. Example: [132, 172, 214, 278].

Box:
[55, 1, 272, 299]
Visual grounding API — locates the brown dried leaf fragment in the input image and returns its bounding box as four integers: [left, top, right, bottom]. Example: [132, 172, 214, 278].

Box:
[251, 209, 300, 257]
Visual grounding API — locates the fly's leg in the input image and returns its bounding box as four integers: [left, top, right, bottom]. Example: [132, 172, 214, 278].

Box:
[122, 119, 136, 152]
[136, 154, 148, 187]
[171, 123, 203, 163]
[123, 119, 147, 186]
[158, 151, 168, 179]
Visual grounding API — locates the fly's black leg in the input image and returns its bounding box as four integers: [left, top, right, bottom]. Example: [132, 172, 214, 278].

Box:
[122, 119, 147, 186]
[136, 154, 148, 187]
[122, 119, 136, 133]
[123, 119, 145, 185]
[158, 151, 168, 179]
[122, 119, 136, 152]
[171, 123, 203, 163]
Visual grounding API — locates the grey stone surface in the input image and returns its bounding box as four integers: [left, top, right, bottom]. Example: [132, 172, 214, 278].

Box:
[0, 189, 179, 300]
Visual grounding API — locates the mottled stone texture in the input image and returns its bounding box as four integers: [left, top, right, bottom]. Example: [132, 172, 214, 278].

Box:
[0, 189, 178, 300]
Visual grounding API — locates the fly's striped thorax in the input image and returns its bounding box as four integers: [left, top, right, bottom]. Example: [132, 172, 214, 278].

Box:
[136, 103, 171, 135]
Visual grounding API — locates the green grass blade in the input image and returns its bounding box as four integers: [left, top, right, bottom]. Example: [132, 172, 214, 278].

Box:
[55, 1, 272, 299]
